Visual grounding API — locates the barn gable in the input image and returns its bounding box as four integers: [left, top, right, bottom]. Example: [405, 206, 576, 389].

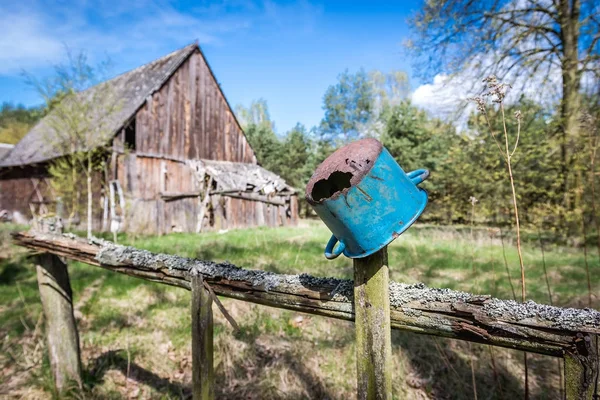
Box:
[121, 49, 256, 163]
[0, 43, 294, 234]
[0, 43, 256, 167]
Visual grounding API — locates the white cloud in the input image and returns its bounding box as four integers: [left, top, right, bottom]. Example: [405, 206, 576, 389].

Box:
[412, 74, 468, 116]
[0, 0, 321, 77]
[0, 11, 65, 74]
[411, 50, 566, 128]
[411, 73, 477, 129]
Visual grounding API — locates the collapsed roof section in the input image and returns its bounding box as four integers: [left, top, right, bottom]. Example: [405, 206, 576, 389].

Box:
[188, 159, 295, 196]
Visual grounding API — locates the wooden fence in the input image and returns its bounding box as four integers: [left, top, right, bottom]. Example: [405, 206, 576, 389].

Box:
[12, 228, 600, 399]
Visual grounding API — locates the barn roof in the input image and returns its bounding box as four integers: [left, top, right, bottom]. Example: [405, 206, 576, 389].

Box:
[0, 143, 14, 162]
[0, 43, 198, 168]
[188, 159, 296, 195]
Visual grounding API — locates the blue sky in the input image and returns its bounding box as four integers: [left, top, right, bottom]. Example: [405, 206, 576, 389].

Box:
[0, 0, 431, 134]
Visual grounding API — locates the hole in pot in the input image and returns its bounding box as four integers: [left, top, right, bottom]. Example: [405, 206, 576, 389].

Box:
[311, 171, 353, 202]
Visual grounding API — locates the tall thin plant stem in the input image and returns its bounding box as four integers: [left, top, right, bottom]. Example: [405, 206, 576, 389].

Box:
[500, 103, 529, 400]
[469, 196, 478, 275]
[536, 228, 553, 306]
[489, 231, 498, 297]
[499, 103, 526, 302]
[500, 229, 517, 301]
[580, 211, 593, 308]
[537, 227, 564, 397]
[86, 153, 93, 239]
[468, 342, 478, 400]
[488, 345, 501, 394]
[468, 197, 480, 399]
[470, 78, 528, 398]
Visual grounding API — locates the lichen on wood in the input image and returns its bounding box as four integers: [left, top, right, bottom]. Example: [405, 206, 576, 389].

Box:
[12, 230, 600, 358]
[353, 248, 392, 400]
[191, 273, 214, 400]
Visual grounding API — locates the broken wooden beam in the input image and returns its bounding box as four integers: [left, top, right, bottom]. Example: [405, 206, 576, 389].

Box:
[220, 192, 286, 206]
[160, 191, 203, 201]
[12, 230, 600, 358]
[160, 190, 286, 206]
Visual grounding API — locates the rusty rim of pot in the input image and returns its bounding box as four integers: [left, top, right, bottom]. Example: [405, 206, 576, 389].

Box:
[305, 138, 383, 205]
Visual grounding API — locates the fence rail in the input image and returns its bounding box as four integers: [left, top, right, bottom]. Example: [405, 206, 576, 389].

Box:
[12, 229, 600, 399]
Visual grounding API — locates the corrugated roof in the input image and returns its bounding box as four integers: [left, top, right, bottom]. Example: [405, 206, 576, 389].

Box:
[0, 43, 197, 168]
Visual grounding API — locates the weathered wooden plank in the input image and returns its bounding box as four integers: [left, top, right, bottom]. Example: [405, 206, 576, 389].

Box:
[36, 253, 83, 393]
[354, 248, 392, 400]
[189, 53, 199, 159]
[290, 196, 298, 225]
[33, 220, 82, 393]
[564, 334, 599, 400]
[191, 274, 214, 400]
[184, 62, 192, 159]
[13, 230, 600, 358]
[200, 55, 207, 160]
[223, 192, 286, 206]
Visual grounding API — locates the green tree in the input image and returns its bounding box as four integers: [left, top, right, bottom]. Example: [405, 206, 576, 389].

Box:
[369, 70, 410, 113]
[236, 99, 283, 174]
[27, 51, 120, 237]
[457, 99, 562, 229]
[319, 69, 373, 142]
[0, 103, 44, 144]
[278, 124, 312, 189]
[235, 98, 273, 131]
[408, 0, 600, 205]
[319, 69, 411, 142]
[381, 100, 461, 222]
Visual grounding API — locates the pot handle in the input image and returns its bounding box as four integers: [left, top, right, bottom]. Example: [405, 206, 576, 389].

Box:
[324, 235, 345, 260]
[407, 169, 430, 186]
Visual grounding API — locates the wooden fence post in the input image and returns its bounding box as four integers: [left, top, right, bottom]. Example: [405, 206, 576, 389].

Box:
[564, 333, 599, 400]
[191, 273, 214, 400]
[35, 218, 82, 392]
[353, 247, 393, 400]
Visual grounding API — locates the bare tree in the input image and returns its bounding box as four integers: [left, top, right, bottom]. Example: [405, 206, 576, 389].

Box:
[408, 0, 600, 203]
[27, 51, 121, 238]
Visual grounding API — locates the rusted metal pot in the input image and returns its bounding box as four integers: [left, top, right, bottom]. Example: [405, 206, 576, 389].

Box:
[305, 138, 429, 259]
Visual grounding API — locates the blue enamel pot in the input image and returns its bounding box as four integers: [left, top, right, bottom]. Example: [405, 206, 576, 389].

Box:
[305, 138, 429, 259]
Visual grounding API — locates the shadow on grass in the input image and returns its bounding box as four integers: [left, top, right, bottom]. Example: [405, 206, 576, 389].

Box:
[221, 336, 336, 399]
[394, 331, 560, 399]
[87, 343, 338, 400]
[0, 257, 30, 285]
[87, 349, 191, 399]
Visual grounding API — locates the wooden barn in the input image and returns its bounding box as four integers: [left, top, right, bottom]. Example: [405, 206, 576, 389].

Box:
[0, 43, 298, 234]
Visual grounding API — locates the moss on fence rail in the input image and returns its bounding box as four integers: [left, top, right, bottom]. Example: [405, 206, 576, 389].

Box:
[12, 230, 600, 359]
[95, 235, 600, 334]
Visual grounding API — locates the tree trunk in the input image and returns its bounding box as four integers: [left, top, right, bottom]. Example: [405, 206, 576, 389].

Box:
[558, 0, 582, 213]
[67, 165, 78, 230]
[87, 156, 92, 239]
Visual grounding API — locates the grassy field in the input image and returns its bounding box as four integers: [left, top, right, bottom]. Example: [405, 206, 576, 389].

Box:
[1, 220, 598, 399]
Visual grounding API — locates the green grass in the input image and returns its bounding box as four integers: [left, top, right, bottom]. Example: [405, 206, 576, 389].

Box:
[112, 221, 598, 306]
[0, 221, 596, 399]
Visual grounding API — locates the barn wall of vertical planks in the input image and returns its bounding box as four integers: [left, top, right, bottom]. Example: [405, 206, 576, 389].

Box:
[0, 43, 297, 233]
